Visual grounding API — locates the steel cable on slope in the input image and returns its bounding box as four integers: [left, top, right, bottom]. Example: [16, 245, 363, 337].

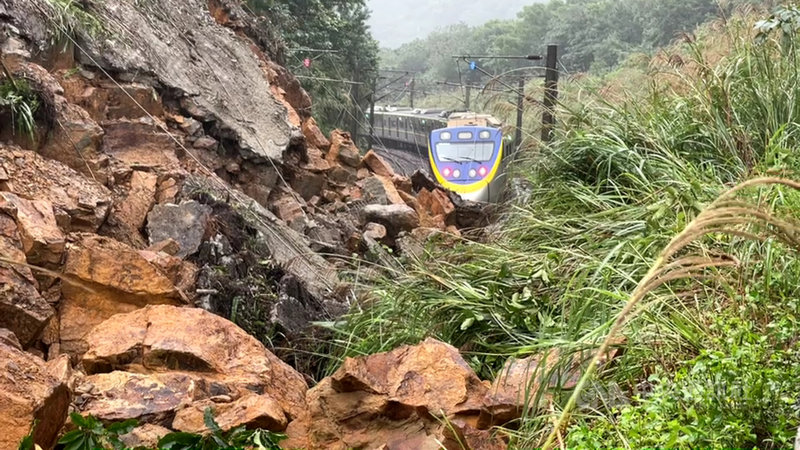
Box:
[31, 1, 341, 298]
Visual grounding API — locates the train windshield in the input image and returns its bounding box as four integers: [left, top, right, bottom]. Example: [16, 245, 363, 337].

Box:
[435, 142, 495, 162]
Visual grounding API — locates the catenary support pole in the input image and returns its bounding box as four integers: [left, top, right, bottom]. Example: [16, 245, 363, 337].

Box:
[541, 44, 559, 142]
[515, 76, 525, 151]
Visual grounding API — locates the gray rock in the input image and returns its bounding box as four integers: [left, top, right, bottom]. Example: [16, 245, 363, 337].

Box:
[361, 177, 389, 205]
[6, 0, 294, 161]
[146, 201, 212, 258]
[363, 204, 419, 236]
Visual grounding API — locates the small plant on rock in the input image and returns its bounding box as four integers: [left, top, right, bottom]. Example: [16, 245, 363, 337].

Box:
[57, 413, 137, 450]
[0, 77, 40, 140]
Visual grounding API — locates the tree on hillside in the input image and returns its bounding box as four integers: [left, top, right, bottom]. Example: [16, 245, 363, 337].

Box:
[379, 0, 770, 80]
[247, 0, 379, 135]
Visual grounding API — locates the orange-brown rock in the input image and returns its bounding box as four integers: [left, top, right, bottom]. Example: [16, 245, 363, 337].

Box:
[480, 350, 561, 428]
[82, 305, 308, 422]
[392, 174, 413, 194]
[0, 334, 70, 450]
[156, 177, 182, 204]
[418, 188, 455, 219]
[59, 73, 164, 122]
[271, 190, 306, 225]
[59, 234, 182, 356]
[0, 212, 55, 346]
[0, 192, 64, 267]
[300, 145, 332, 173]
[362, 149, 395, 178]
[376, 175, 405, 205]
[440, 417, 508, 450]
[114, 170, 158, 232]
[138, 250, 198, 298]
[399, 190, 420, 211]
[361, 176, 404, 206]
[173, 393, 287, 433]
[120, 424, 172, 449]
[302, 117, 331, 151]
[6, 62, 108, 182]
[285, 338, 489, 449]
[479, 345, 622, 429]
[79, 371, 201, 423]
[328, 130, 360, 167]
[146, 238, 181, 256]
[102, 119, 181, 171]
[0, 146, 111, 232]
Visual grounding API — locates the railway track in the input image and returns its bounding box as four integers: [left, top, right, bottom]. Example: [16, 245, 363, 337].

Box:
[372, 145, 429, 176]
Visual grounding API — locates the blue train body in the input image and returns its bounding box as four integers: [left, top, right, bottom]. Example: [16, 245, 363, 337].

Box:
[371, 107, 507, 202]
[429, 124, 505, 202]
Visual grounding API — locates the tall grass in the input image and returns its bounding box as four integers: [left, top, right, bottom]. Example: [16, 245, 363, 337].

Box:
[330, 6, 800, 448]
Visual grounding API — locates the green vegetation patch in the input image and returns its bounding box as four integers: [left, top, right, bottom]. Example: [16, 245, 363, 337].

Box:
[332, 6, 800, 448]
[0, 78, 41, 140]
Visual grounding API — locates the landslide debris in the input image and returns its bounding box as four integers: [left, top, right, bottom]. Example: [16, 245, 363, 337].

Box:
[0, 0, 502, 447]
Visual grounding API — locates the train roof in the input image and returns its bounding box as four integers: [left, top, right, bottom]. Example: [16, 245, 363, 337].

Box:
[373, 107, 501, 126]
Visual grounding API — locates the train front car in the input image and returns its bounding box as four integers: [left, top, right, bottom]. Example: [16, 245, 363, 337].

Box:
[429, 124, 504, 202]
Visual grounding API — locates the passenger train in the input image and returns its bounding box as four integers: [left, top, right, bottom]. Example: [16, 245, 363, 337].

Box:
[372, 107, 507, 202]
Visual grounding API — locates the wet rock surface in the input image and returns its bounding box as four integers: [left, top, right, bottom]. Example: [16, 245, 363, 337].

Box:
[0, 334, 70, 450]
[0, 146, 112, 232]
[79, 305, 308, 428]
[284, 338, 510, 450]
[146, 201, 212, 258]
[0, 211, 55, 347]
[0, 0, 498, 443]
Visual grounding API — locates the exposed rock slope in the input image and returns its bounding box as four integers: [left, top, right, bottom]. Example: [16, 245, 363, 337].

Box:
[0, 0, 503, 447]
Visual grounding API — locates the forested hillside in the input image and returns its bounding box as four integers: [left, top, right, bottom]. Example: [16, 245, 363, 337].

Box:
[381, 0, 778, 79]
[246, 0, 379, 134]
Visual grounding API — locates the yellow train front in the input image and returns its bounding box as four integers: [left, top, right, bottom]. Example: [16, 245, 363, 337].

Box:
[429, 113, 505, 202]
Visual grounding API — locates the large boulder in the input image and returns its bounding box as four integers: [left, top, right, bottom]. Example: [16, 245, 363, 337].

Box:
[58, 234, 183, 356]
[59, 0, 293, 160]
[361, 149, 395, 178]
[81, 305, 308, 424]
[0, 334, 70, 450]
[362, 204, 420, 236]
[113, 170, 159, 233]
[327, 130, 360, 167]
[303, 117, 331, 151]
[101, 119, 182, 171]
[146, 201, 212, 258]
[284, 338, 497, 449]
[78, 371, 201, 424]
[0, 193, 65, 267]
[0, 212, 55, 346]
[172, 393, 287, 433]
[0, 146, 111, 232]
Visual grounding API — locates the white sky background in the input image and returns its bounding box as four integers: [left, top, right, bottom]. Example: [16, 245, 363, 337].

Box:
[367, 0, 543, 48]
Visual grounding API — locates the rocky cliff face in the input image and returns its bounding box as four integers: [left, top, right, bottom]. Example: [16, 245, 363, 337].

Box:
[0, 0, 507, 447]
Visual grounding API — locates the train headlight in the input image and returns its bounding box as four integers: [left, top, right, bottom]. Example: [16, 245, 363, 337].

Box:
[443, 167, 452, 177]
[453, 169, 461, 178]
[478, 166, 488, 177]
[469, 169, 477, 178]
[457, 131, 473, 140]
[440, 132, 451, 140]
[479, 131, 491, 139]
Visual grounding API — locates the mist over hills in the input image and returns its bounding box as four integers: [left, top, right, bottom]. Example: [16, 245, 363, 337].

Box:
[367, 0, 540, 48]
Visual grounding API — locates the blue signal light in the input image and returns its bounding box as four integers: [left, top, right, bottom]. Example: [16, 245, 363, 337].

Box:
[469, 61, 477, 71]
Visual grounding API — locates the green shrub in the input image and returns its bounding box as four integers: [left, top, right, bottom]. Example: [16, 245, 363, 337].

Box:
[0, 78, 40, 140]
